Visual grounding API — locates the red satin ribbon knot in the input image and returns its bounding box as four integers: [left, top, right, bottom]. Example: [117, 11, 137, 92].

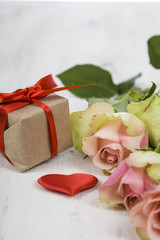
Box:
[0, 74, 91, 164]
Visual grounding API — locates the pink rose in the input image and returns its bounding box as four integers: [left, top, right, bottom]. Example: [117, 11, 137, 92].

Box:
[129, 186, 160, 240]
[98, 151, 159, 210]
[82, 112, 148, 171]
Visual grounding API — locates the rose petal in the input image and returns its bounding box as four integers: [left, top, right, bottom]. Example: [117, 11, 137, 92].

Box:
[144, 174, 156, 191]
[118, 167, 145, 195]
[98, 139, 113, 149]
[90, 112, 114, 134]
[140, 132, 148, 149]
[98, 180, 124, 205]
[82, 135, 98, 158]
[101, 161, 129, 186]
[114, 112, 146, 136]
[126, 151, 160, 168]
[121, 135, 147, 152]
[147, 204, 160, 240]
[94, 118, 122, 142]
[143, 198, 160, 216]
[151, 207, 160, 230]
[129, 186, 160, 238]
[114, 112, 148, 151]
[129, 201, 148, 230]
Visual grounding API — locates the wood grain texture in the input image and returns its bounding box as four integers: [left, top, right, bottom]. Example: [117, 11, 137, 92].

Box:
[0, 2, 160, 240]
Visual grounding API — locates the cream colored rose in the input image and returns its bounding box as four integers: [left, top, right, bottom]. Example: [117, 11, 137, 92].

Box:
[82, 111, 148, 170]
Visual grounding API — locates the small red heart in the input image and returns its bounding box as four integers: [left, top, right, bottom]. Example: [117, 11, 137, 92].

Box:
[38, 173, 98, 196]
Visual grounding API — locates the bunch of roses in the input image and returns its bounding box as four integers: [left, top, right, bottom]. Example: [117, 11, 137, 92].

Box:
[71, 98, 160, 240]
[99, 151, 160, 240]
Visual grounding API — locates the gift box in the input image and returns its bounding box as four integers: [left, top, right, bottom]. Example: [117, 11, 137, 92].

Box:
[0, 75, 83, 172]
[2, 93, 72, 172]
[0, 75, 89, 172]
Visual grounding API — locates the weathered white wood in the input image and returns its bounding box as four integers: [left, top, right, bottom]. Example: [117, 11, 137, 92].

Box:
[0, 2, 160, 240]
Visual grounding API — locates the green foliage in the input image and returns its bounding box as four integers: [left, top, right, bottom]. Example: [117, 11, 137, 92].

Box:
[88, 82, 157, 112]
[154, 140, 160, 153]
[117, 73, 142, 94]
[57, 64, 116, 98]
[57, 64, 141, 98]
[143, 82, 156, 100]
[87, 92, 131, 112]
[148, 35, 160, 69]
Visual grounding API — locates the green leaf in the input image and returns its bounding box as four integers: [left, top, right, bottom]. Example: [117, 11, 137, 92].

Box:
[57, 64, 141, 98]
[87, 85, 153, 113]
[154, 139, 160, 153]
[132, 88, 143, 96]
[57, 64, 117, 98]
[143, 82, 156, 100]
[117, 73, 142, 94]
[108, 162, 120, 172]
[130, 87, 152, 100]
[128, 83, 156, 102]
[129, 91, 142, 101]
[139, 146, 153, 151]
[148, 35, 160, 69]
[103, 170, 111, 176]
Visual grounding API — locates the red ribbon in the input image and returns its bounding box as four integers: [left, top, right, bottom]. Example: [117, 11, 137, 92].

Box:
[0, 74, 91, 164]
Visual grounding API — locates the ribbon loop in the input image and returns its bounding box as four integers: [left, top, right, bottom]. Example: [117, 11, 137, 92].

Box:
[25, 86, 41, 101]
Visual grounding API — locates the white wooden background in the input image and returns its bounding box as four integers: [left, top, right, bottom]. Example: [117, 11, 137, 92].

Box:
[0, 2, 160, 240]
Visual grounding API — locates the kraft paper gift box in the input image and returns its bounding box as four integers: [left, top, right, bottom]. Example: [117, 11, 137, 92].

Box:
[2, 93, 72, 172]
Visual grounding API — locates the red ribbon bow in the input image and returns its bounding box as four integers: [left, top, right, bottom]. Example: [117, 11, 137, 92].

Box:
[0, 74, 90, 164]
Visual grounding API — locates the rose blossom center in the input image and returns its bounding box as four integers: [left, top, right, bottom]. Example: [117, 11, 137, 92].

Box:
[101, 148, 118, 164]
[125, 194, 142, 210]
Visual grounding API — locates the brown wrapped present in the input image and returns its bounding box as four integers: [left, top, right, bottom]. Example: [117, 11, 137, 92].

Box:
[0, 75, 77, 172]
[3, 93, 72, 172]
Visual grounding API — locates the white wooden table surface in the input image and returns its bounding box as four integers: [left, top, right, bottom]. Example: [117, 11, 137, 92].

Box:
[0, 2, 160, 240]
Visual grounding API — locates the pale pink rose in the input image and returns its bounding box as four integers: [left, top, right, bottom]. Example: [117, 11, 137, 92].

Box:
[98, 151, 159, 210]
[82, 112, 148, 171]
[129, 186, 160, 240]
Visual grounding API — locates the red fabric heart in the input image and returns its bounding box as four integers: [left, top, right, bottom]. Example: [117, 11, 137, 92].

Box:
[38, 173, 98, 196]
